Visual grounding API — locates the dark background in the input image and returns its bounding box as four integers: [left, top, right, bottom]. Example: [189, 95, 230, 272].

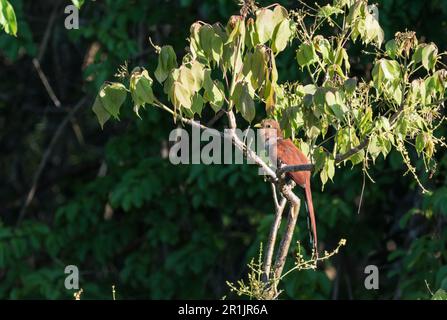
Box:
[0, 0, 446, 299]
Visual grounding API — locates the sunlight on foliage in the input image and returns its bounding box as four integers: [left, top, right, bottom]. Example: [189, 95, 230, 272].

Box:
[93, 0, 447, 193]
[0, 0, 17, 36]
[227, 239, 347, 299]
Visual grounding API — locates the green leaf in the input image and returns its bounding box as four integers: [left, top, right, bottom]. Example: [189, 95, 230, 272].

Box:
[315, 37, 331, 63]
[0, 0, 18, 36]
[415, 132, 425, 154]
[232, 81, 255, 122]
[99, 83, 127, 119]
[325, 91, 346, 120]
[246, 18, 260, 49]
[432, 289, 447, 300]
[364, 7, 384, 47]
[296, 43, 318, 67]
[367, 135, 381, 162]
[272, 19, 292, 53]
[395, 115, 408, 138]
[378, 136, 392, 158]
[211, 32, 223, 64]
[203, 71, 225, 112]
[255, 8, 275, 44]
[379, 116, 391, 132]
[172, 81, 192, 109]
[155, 46, 178, 83]
[191, 93, 205, 116]
[199, 25, 214, 57]
[335, 47, 350, 71]
[385, 39, 398, 58]
[130, 69, 155, 117]
[272, 5, 288, 25]
[71, 0, 84, 9]
[92, 95, 111, 129]
[226, 15, 245, 45]
[421, 43, 438, 72]
[179, 65, 196, 94]
[189, 60, 205, 92]
[249, 46, 268, 90]
[320, 165, 328, 187]
[320, 155, 335, 188]
[372, 59, 401, 90]
[199, 24, 223, 63]
[189, 22, 205, 60]
[317, 4, 343, 18]
[327, 157, 335, 181]
[344, 78, 357, 95]
[335, 0, 355, 8]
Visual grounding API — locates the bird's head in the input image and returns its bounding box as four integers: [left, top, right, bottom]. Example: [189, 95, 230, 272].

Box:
[254, 119, 282, 142]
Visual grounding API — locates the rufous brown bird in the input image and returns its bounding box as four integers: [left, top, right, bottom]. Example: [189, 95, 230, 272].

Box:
[256, 119, 318, 258]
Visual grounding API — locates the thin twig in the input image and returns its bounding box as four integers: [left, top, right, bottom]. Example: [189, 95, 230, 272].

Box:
[357, 166, 366, 215]
[32, 58, 61, 108]
[37, 4, 59, 61]
[33, 4, 61, 108]
[206, 109, 226, 127]
[271, 182, 279, 209]
[17, 97, 88, 226]
[335, 138, 369, 163]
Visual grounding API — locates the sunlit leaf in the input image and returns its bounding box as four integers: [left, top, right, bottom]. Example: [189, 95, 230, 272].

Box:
[99, 82, 127, 119]
[0, 0, 17, 36]
[255, 8, 275, 44]
[130, 69, 155, 117]
[272, 19, 292, 53]
[296, 43, 318, 67]
[92, 94, 110, 129]
[232, 81, 255, 123]
[155, 46, 178, 83]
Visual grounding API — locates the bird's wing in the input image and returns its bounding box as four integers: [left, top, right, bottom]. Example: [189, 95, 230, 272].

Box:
[276, 139, 310, 187]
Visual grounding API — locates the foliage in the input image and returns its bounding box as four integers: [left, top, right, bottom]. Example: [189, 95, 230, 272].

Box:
[94, 0, 447, 195]
[0, 0, 446, 300]
[228, 239, 346, 299]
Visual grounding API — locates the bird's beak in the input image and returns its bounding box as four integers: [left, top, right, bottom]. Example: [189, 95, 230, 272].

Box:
[253, 123, 262, 128]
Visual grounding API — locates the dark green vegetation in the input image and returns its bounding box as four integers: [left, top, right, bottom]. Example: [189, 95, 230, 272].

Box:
[0, 0, 446, 299]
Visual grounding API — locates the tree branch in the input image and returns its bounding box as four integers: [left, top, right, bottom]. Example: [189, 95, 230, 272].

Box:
[334, 101, 408, 164]
[156, 105, 305, 299]
[277, 163, 314, 174]
[271, 181, 301, 295]
[262, 183, 287, 283]
[17, 97, 88, 227]
[335, 138, 369, 163]
[206, 109, 226, 127]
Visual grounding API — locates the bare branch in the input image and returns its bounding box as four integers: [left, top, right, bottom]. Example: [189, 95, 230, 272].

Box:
[277, 163, 314, 174]
[32, 58, 61, 108]
[335, 138, 369, 163]
[272, 182, 301, 285]
[270, 183, 280, 209]
[262, 183, 287, 283]
[17, 97, 88, 226]
[334, 104, 408, 164]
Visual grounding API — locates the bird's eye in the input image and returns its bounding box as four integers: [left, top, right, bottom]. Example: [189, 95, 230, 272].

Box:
[266, 124, 271, 128]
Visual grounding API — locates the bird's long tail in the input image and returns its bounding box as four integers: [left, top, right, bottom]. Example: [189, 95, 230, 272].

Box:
[305, 182, 318, 259]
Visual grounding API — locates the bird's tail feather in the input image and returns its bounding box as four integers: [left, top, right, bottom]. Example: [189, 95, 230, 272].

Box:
[304, 182, 318, 259]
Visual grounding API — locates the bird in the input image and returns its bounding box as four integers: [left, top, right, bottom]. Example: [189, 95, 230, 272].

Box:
[255, 119, 318, 258]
